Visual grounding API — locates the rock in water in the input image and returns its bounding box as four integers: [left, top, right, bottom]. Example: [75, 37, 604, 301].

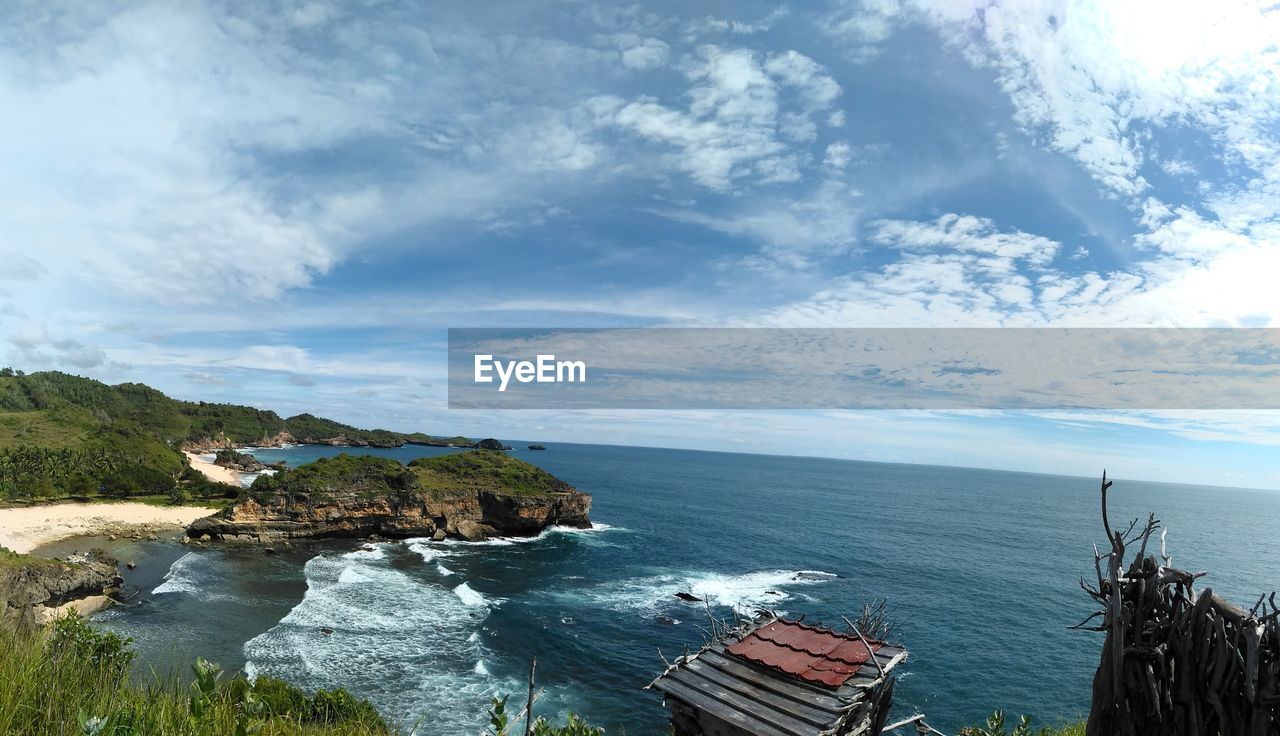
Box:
[476, 438, 512, 450]
[454, 520, 496, 542]
[186, 450, 591, 544]
[674, 592, 701, 603]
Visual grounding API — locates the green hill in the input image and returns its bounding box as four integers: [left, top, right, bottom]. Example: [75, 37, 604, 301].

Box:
[0, 369, 474, 503]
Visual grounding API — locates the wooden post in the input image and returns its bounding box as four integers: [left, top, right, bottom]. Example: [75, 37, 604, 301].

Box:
[523, 656, 537, 736]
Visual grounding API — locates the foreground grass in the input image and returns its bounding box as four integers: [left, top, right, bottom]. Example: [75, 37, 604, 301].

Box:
[959, 711, 1085, 736]
[0, 613, 392, 735]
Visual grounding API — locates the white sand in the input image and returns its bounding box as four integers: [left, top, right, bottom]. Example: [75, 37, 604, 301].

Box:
[0, 502, 218, 553]
[38, 595, 114, 624]
[183, 451, 243, 485]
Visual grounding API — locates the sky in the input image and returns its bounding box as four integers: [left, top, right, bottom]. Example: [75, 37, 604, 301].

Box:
[2, 0, 1280, 487]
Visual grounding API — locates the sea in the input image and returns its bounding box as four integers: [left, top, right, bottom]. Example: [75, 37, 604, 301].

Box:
[59, 442, 1280, 734]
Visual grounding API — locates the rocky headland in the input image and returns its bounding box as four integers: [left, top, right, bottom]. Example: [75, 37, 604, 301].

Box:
[181, 429, 509, 454]
[0, 548, 123, 628]
[187, 450, 591, 543]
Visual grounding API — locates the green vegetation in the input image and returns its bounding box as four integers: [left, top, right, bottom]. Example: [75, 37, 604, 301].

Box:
[960, 711, 1085, 736]
[485, 695, 603, 736]
[243, 451, 569, 504]
[214, 449, 256, 466]
[281, 414, 405, 447]
[246, 455, 418, 505]
[0, 611, 392, 735]
[409, 451, 574, 497]
[0, 544, 58, 572]
[0, 370, 470, 504]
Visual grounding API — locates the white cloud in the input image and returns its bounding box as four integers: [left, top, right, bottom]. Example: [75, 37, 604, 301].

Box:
[823, 142, 854, 168]
[659, 180, 863, 269]
[613, 34, 670, 69]
[874, 214, 1060, 267]
[6, 322, 108, 370]
[824, 0, 903, 60]
[1161, 158, 1196, 177]
[921, 1, 1280, 201]
[602, 46, 841, 189]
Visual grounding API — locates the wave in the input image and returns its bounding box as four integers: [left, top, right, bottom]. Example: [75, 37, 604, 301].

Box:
[405, 520, 621, 558]
[342, 543, 389, 562]
[243, 549, 515, 734]
[152, 551, 233, 601]
[560, 568, 839, 617]
[452, 582, 492, 607]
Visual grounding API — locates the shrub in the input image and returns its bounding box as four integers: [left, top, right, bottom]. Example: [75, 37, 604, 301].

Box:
[486, 695, 604, 736]
[0, 614, 391, 735]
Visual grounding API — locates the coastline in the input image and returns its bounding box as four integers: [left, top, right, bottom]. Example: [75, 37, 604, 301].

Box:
[183, 450, 245, 485]
[0, 502, 218, 554]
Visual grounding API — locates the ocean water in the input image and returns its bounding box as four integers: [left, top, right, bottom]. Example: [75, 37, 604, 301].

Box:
[92, 443, 1280, 734]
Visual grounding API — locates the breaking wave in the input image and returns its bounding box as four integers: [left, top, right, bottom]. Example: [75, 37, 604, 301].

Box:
[152, 551, 234, 601]
[561, 568, 838, 616]
[243, 548, 514, 735]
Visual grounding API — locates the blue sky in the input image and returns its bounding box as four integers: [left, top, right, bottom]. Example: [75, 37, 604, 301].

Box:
[3, 1, 1280, 487]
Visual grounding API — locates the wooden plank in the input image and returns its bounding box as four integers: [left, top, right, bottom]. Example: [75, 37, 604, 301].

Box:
[683, 658, 840, 726]
[663, 668, 822, 736]
[654, 678, 798, 736]
[698, 650, 850, 710]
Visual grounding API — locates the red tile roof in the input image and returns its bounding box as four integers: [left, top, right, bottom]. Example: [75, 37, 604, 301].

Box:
[724, 618, 881, 688]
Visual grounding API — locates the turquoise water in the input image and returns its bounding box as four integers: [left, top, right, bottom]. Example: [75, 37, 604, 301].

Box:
[94, 443, 1280, 734]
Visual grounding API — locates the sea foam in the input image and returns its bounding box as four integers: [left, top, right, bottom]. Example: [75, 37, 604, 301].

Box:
[243, 546, 516, 734]
[563, 568, 838, 616]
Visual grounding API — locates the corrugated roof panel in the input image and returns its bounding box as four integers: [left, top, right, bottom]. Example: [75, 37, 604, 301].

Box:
[724, 618, 881, 688]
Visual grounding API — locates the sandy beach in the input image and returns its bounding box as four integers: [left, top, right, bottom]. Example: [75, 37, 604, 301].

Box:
[183, 450, 244, 485]
[0, 502, 218, 554]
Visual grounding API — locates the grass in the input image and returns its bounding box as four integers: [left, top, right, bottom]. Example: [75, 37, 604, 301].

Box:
[0, 612, 393, 735]
[0, 545, 59, 572]
[409, 451, 575, 497]
[243, 451, 576, 505]
[0, 409, 93, 449]
[958, 711, 1086, 736]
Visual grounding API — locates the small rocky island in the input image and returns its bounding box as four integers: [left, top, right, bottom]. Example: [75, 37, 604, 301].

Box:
[187, 450, 591, 543]
[213, 448, 272, 472]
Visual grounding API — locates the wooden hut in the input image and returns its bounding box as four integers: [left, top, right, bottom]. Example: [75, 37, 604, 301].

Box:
[648, 613, 908, 736]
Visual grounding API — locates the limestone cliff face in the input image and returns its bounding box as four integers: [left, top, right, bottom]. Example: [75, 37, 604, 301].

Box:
[0, 551, 122, 629]
[182, 430, 295, 453]
[186, 452, 591, 543]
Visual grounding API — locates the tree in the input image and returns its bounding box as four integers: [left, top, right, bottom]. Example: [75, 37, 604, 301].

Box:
[0, 367, 14, 377]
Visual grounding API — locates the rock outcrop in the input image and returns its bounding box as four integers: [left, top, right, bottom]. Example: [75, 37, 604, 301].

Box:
[214, 449, 267, 472]
[476, 438, 512, 450]
[187, 451, 591, 543]
[182, 430, 296, 453]
[0, 550, 122, 629]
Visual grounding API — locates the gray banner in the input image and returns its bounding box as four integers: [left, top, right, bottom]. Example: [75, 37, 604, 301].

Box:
[447, 328, 1280, 410]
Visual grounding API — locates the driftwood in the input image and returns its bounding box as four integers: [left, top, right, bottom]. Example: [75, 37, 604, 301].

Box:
[1080, 471, 1280, 735]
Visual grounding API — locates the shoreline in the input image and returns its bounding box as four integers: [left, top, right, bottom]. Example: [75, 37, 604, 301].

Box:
[0, 501, 218, 554]
[183, 451, 245, 485]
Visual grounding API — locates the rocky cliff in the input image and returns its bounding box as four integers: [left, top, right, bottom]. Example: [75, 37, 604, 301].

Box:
[182, 430, 295, 453]
[187, 451, 591, 543]
[0, 549, 122, 629]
